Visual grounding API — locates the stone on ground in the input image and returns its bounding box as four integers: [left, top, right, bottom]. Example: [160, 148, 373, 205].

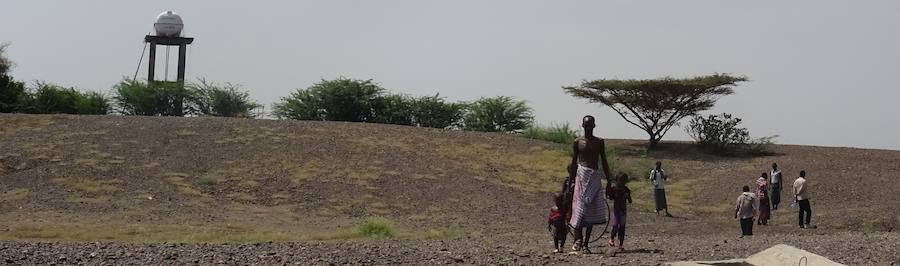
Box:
[669, 244, 844, 266]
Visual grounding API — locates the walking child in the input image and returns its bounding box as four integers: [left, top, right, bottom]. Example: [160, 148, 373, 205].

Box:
[606, 172, 632, 250]
[548, 193, 569, 253]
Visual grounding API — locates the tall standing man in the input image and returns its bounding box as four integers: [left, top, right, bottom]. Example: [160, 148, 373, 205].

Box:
[568, 115, 611, 253]
[770, 163, 783, 210]
[793, 170, 815, 229]
[650, 161, 672, 217]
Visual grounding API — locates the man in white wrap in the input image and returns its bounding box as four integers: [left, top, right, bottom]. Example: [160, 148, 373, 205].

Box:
[567, 115, 611, 253]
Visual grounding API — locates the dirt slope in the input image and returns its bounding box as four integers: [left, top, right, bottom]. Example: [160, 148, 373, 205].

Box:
[1, 113, 899, 264]
[1, 114, 567, 242]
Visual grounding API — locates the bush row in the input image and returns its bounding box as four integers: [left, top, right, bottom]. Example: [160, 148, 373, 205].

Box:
[0, 78, 262, 118]
[2, 76, 536, 132]
[271, 78, 535, 131]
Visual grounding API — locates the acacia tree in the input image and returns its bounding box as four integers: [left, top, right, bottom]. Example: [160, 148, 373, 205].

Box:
[563, 74, 747, 149]
[0, 43, 11, 76]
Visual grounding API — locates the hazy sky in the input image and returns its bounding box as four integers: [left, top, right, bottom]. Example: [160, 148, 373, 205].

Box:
[3, 1, 899, 150]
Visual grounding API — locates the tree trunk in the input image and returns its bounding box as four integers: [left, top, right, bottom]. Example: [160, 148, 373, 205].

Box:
[647, 137, 662, 150]
[648, 136, 660, 150]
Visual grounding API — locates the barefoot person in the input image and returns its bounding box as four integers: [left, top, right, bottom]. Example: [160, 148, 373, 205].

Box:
[649, 161, 672, 217]
[567, 115, 611, 253]
[548, 194, 569, 253]
[756, 173, 771, 225]
[606, 173, 632, 251]
[793, 170, 815, 229]
[770, 163, 783, 210]
[735, 185, 758, 238]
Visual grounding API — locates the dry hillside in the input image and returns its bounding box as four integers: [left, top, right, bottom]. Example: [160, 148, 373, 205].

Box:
[1, 114, 899, 264]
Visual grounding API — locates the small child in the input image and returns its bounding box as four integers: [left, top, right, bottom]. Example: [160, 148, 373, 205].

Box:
[606, 172, 632, 250]
[735, 185, 758, 238]
[548, 193, 569, 253]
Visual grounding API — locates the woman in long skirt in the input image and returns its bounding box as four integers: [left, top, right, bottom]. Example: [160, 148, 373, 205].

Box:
[756, 173, 771, 225]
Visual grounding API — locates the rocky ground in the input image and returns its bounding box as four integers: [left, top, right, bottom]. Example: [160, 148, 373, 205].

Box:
[2, 231, 898, 265]
[2, 114, 900, 265]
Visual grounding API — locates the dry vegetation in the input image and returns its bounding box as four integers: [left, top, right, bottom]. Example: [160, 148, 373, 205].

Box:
[1, 113, 898, 249]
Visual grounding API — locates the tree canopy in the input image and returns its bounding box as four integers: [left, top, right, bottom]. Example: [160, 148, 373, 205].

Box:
[563, 74, 747, 149]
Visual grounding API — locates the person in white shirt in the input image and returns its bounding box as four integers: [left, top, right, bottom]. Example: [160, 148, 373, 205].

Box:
[792, 170, 815, 229]
[649, 161, 672, 217]
[734, 185, 758, 238]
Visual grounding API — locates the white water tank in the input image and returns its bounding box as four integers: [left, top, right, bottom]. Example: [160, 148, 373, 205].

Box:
[154, 11, 184, 37]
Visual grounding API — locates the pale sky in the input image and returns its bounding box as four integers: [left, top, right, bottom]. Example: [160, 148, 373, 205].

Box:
[2, 1, 899, 150]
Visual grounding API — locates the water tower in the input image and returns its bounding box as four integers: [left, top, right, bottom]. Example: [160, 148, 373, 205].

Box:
[144, 11, 194, 82]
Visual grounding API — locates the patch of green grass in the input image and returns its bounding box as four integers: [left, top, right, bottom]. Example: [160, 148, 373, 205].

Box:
[354, 217, 394, 239]
[195, 175, 218, 188]
[521, 123, 577, 144]
[306, 217, 398, 240]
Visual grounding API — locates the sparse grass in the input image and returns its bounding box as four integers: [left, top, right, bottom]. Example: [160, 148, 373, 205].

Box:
[349, 136, 415, 152]
[437, 141, 568, 192]
[0, 188, 30, 201]
[368, 202, 391, 215]
[424, 227, 459, 239]
[164, 173, 208, 198]
[174, 129, 198, 136]
[68, 179, 119, 194]
[306, 217, 397, 240]
[521, 123, 577, 144]
[287, 158, 380, 185]
[0, 116, 53, 135]
[238, 179, 259, 187]
[195, 175, 218, 188]
[74, 158, 100, 167]
[227, 192, 257, 201]
[0, 222, 293, 243]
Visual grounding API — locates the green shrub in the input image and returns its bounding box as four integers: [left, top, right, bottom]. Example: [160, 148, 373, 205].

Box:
[412, 94, 465, 129]
[354, 217, 394, 239]
[189, 79, 261, 118]
[75, 91, 111, 115]
[1, 44, 29, 113]
[685, 113, 775, 155]
[113, 79, 192, 116]
[0, 74, 27, 113]
[463, 96, 534, 132]
[30, 82, 79, 114]
[28, 82, 109, 115]
[371, 94, 415, 125]
[522, 123, 577, 144]
[273, 78, 384, 121]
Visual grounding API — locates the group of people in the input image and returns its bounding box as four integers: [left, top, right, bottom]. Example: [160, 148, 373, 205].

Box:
[735, 163, 815, 237]
[546, 114, 818, 254]
[546, 115, 668, 254]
